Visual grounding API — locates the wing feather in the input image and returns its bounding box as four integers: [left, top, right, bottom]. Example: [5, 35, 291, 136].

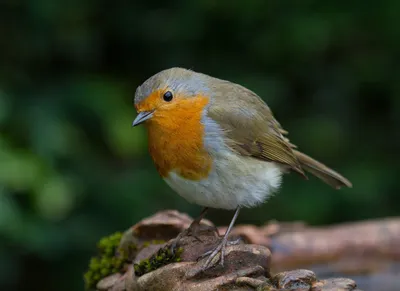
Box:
[207, 81, 306, 177]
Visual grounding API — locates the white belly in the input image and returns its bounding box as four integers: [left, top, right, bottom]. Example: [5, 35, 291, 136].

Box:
[164, 150, 282, 210]
[163, 112, 283, 210]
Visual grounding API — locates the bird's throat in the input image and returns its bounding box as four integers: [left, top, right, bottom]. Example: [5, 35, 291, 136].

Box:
[146, 96, 213, 181]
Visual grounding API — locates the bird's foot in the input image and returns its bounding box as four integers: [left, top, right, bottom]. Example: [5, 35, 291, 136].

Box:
[198, 237, 241, 270]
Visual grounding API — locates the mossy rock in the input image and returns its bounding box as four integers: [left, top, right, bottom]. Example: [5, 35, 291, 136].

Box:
[134, 245, 183, 277]
[83, 231, 169, 290]
[84, 232, 136, 290]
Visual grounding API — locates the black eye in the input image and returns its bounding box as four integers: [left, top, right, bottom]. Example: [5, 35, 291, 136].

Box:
[163, 91, 173, 102]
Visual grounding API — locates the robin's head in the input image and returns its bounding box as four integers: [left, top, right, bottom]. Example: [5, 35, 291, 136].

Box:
[132, 68, 212, 127]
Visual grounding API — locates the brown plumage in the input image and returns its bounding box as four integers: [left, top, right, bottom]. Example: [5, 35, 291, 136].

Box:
[205, 78, 352, 189]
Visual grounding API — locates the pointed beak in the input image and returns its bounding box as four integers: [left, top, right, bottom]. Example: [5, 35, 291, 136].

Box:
[132, 111, 154, 127]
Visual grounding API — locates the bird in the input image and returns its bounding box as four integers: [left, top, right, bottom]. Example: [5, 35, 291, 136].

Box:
[132, 67, 352, 270]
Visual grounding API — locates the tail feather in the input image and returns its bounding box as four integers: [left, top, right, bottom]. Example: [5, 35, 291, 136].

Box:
[293, 150, 352, 189]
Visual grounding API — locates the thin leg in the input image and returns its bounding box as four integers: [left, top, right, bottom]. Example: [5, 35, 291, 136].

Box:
[193, 207, 209, 226]
[201, 207, 241, 270]
[171, 207, 214, 252]
[189, 207, 221, 239]
[185, 207, 209, 241]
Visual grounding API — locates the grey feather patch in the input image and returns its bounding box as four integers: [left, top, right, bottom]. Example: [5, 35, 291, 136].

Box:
[134, 67, 213, 105]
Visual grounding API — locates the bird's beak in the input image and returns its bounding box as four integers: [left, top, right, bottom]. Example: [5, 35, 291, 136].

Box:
[132, 111, 154, 127]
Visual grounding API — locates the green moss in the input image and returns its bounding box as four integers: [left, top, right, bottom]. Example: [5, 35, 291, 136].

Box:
[84, 232, 136, 290]
[84, 231, 176, 288]
[134, 246, 183, 277]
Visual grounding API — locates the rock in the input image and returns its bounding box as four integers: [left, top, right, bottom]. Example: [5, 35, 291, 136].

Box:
[136, 263, 266, 291]
[132, 262, 191, 291]
[268, 217, 400, 291]
[129, 210, 214, 242]
[134, 243, 167, 264]
[184, 243, 271, 279]
[315, 278, 361, 291]
[130, 230, 271, 291]
[96, 273, 122, 291]
[93, 210, 368, 291]
[217, 216, 400, 291]
[271, 269, 317, 289]
[257, 272, 360, 291]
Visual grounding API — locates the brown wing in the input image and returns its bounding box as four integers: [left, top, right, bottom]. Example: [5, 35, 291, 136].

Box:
[207, 81, 306, 177]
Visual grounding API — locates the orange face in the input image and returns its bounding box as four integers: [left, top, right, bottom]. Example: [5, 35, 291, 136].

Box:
[134, 88, 181, 127]
[135, 89, 167, 114]
[134, 88, 207, 129]
[133, 87, 213, 180]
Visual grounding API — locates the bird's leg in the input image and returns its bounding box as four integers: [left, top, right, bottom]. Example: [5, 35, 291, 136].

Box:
[184, 207, 210, 241]
[200, 207, 241, 270]
[171, 207, 217, 253]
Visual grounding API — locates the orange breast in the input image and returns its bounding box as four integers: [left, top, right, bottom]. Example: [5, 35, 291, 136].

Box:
[146, 96, 213, 180]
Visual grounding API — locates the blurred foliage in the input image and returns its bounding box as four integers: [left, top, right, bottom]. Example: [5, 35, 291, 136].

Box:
[0, 0, 399, 290]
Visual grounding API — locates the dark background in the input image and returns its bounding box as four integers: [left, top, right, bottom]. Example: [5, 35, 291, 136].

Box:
[1, 1, 399, 290]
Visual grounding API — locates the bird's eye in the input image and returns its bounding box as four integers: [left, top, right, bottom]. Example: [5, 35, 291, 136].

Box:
[163, 91, 173, 102]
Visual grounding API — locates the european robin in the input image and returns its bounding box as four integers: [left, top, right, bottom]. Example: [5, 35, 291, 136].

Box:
[132, 67, 352, 270]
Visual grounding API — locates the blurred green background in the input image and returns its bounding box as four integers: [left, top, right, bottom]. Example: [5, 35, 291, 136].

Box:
[1, 0, 399, 290]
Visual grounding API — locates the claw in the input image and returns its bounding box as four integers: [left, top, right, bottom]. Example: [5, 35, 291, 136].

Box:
[203, 240, 225, 269]
[198, 237, 241, 269]
[197, 207, 241, 271]
[170, 234, 182, 254]
[227, 238, 242, 246]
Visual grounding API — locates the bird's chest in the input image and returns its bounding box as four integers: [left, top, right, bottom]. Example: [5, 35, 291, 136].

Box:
[146, 118, 212, 181]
